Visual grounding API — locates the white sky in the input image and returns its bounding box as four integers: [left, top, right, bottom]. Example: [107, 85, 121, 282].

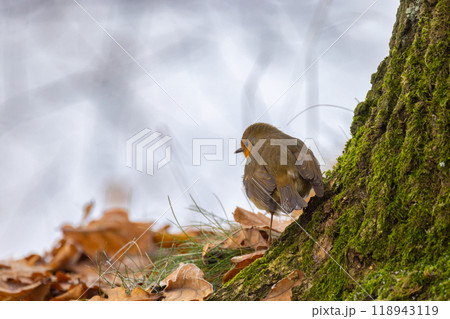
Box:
[0, 0, 399, 258]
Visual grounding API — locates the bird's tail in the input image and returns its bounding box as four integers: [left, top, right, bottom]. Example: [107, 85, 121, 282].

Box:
[279, 185, 307, 213]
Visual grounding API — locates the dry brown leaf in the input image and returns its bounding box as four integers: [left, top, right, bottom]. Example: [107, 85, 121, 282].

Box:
[82, 201, 95, 225]
[0, 259, 49, 283]
[0, 253, 75, 301]
[92, 287, 161, 301]
[89, 295, 106, 301]
[65, 255, 151, 290]
[230, 250, 266, 267]
[62, 208, 154, 259]
[0, 278, 50, 301]
[0, 257, 51, 302]
[221, 268, 241, 284]
[0, 207, 165, 301]
[0, 252, 101, 301]
[201, 243, 217, 260]
[289, 209, 303, 221]
[50, 270, 86, 292]
[19, 283, 51, 301]
[23, 254, 43, 266]
[223, 228, 269, 250]
[51, 283, 86, 301]
[48, 240, 81, 270]
[65, 260, 104, 287]
[243, 228, 269, 249]
[65, 258, 133, 289]
[223, 229, 246, 249]
[234, 207, 286, 233]
[263, 270, 304, 301]
[0, 279, 40, 300]
[153, 229, 202, 248]
[234, 193, 315, 235]
[161, 263, 213, 301]
[307, 189, 315, 201]
[0, 260, 100, 301]
[223, 250, 266, 283]
[55, 271, 71, 282]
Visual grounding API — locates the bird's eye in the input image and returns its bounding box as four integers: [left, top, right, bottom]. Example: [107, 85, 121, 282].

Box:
[244, 141, 249, 147]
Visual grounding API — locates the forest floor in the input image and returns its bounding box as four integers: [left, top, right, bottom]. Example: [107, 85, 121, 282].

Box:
[0, 197, 311, 301]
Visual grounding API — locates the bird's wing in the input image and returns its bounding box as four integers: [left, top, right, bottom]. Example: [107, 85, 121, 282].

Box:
[294, 146, 324, 197]
[244, 164, 278, 212]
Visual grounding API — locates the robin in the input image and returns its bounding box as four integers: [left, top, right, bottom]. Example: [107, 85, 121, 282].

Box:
[235, 123, 324, 244]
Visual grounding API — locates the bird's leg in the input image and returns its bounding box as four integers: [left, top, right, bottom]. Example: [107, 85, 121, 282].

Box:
[268, 212, 274, 245]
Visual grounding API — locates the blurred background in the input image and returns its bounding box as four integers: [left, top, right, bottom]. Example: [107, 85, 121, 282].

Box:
[0, 0, 398, 258]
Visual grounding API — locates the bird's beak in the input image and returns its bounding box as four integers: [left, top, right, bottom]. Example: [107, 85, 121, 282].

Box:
[235, 147, 244, 154]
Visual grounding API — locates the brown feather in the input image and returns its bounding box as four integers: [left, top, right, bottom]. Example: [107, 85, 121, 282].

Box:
[240, 123, 324, 216]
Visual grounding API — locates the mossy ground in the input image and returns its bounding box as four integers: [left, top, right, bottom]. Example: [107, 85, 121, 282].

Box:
[210, 0, 449, 301]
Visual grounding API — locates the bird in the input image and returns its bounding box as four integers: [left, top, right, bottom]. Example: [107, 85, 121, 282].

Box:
[235, 123, 324, 244]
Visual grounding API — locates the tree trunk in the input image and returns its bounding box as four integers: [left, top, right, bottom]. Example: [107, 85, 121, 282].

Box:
[211, 0, 449, 300]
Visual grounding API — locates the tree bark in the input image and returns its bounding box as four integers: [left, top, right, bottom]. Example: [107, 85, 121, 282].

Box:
[211, 0, 449, 300]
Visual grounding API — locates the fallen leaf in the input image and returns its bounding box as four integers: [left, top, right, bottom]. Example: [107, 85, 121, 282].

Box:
[263, 270, 304, 301]
[223, 250, 266, 283]
[62, 208, 154, 259]
[20, 283, 51, 301]
[153, 228, 202, 248]
[55, 271, 71, 282]
[48, 240, 81, 270]
[49, 270, 86, 293]
[223, 228, 269, 250]
[102, 287, 136, 301]
[161, 263, 213, 301]
[0, 259, 49, 283]
[233, 192, 315, 235]
[92, 287, 161, 301]
[0, 279, 49, 301]
[307, 189, 316, 201]
[230, 250, 266, 267]
[223, 229, 246, 249]
[65, 256, 149, 290]
[234, 207, 286, 233]
[0, 207, 165, 300]
[89, 295, 105, 301]
[202, 243, 216, 258]
[81, 201, 94, 225]
[242, 228, 269, 249]
[288, 209, 303, 221]
[65, 260, 105, 288]
[0, 252, 85, 301]
[51, 283, 86, 301]
[23, 254, 43, 266]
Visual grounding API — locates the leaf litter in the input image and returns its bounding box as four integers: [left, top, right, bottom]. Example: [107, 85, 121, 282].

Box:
[0, 199, 308, 300]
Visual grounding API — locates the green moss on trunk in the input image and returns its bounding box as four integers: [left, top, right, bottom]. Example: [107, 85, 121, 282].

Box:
[211, 0, 449, 301]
